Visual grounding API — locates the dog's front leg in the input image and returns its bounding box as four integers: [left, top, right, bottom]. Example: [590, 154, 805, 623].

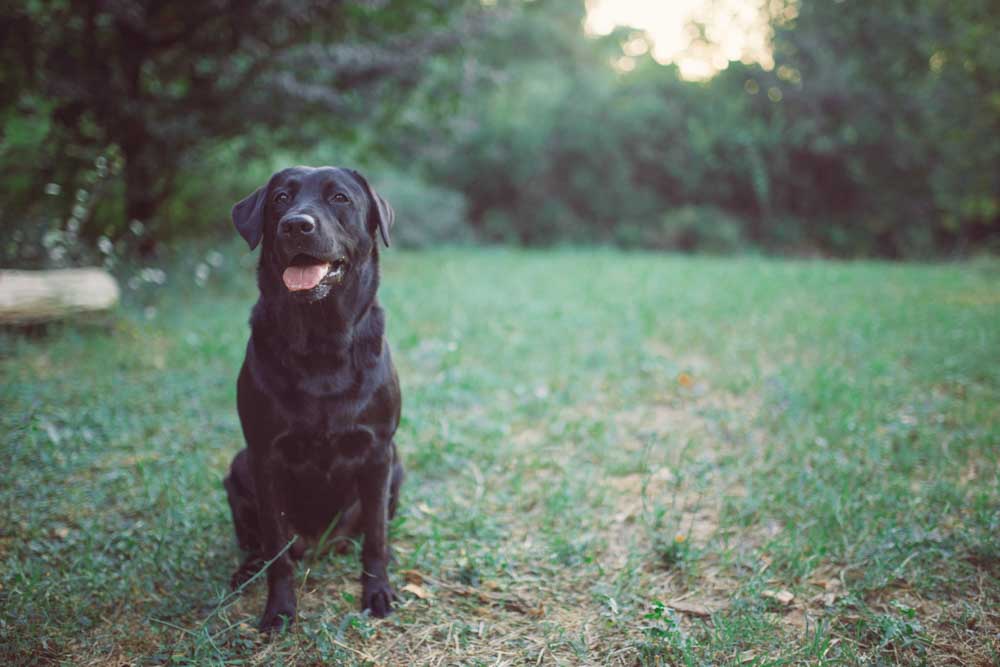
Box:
[358, 457, 396, 617]
[252, 457, 296, 632]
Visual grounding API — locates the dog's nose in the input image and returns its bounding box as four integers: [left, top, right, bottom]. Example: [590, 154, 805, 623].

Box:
[279, 214, 316, 237]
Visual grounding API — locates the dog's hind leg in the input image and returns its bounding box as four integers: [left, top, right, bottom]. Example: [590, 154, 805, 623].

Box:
[224, 449, 266, 590]
[324, 501, 361, 554]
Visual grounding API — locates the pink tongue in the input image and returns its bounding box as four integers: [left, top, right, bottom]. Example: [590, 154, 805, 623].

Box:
[282, 263, 330, 291]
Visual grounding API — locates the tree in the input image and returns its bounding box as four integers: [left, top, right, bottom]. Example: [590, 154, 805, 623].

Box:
[764, 0, 1000, 254]
[1, 0, 480, 245]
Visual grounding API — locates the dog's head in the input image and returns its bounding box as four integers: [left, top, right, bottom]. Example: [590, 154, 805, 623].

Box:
[231, 166, 394, 302]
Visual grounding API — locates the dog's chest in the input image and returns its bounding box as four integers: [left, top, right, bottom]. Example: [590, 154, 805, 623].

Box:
[267, 355, 377, 426]
[272, 428, 374, 478]
[290, 350, 357, 394]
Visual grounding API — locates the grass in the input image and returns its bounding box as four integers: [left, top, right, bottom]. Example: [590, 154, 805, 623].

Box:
[2, 244, 998, 665]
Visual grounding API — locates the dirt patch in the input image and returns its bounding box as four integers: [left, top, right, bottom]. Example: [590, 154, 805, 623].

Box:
[336, 348, 777, 665]
[602, 360, 767, 544]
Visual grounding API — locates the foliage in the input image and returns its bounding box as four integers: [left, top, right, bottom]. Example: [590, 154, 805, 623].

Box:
[1, 0, 998, 259]
[0, 0, 482, 258]
[618, 206, 747, 254]
[759, 0, 1000, 255]
[399, 0, 1000, 256]
[370, 168, 473, 248]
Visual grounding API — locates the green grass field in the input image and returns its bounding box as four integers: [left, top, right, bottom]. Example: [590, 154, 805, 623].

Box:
[2, 246, 998, 665]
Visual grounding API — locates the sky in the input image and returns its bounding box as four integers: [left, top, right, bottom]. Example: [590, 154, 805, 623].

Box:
[585, 0, 775, 79]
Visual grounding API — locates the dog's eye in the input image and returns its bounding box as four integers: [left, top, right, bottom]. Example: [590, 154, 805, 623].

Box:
[273, 192, 290, 204]
[330, 193, 349, 204]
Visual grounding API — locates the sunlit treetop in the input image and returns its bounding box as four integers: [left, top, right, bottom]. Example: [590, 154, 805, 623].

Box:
[585, 0, 784, 79]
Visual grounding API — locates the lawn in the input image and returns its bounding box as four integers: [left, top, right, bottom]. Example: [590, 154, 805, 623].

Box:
[2, 246, 998, 665]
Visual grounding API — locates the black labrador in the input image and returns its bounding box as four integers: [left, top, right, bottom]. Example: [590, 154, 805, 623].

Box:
[223, 166, 403, 631]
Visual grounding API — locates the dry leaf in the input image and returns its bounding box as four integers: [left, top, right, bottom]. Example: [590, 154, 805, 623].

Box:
[401, 583, 431, 599]
[784, 608, 809, 630]
[762, 589, 795, 605]
[399, 569, 425, 584]
[503, 597, 545, 617]
[666, 600, 723, 617]
[740, 650, 757, 663]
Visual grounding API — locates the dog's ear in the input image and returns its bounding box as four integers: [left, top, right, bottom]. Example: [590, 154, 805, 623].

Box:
[348, 169, 395, 247]
[231, 185, 267, 250]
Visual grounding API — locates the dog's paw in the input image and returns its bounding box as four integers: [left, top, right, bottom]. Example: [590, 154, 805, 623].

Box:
[361, 579, 397, 618]
[258, 604, 296, 633]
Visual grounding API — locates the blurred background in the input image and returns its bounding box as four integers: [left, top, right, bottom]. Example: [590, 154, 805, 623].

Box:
[2, 0, 998, 266]
[3, 6, 1000, 663]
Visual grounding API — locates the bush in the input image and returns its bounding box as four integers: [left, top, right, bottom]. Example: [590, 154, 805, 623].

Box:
[370, 169, 474, 248]
[619, 206, 747, 254]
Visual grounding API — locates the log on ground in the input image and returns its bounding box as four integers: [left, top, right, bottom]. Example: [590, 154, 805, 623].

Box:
[0, 268, 120, 324]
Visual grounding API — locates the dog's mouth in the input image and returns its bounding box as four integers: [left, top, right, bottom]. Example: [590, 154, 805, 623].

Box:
[282, 254, 348, 292]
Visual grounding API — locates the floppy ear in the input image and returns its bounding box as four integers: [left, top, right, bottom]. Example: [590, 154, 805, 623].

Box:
[231, 186, 267, 250]
[349, 169, 395, 247]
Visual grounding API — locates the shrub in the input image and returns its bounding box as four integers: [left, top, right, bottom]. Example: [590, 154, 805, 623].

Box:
[370, 169, 474, 248]
[619, 206, 747, 254]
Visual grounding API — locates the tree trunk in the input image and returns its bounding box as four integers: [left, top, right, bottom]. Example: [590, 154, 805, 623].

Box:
[122, 136, 175, 255]
[123, 137, 168, 223]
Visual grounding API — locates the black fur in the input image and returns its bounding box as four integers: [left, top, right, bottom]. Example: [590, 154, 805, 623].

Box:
[223, 166, 403, 631]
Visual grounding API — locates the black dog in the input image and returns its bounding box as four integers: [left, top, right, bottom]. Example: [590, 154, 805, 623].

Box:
[223, 166, 403, 631]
